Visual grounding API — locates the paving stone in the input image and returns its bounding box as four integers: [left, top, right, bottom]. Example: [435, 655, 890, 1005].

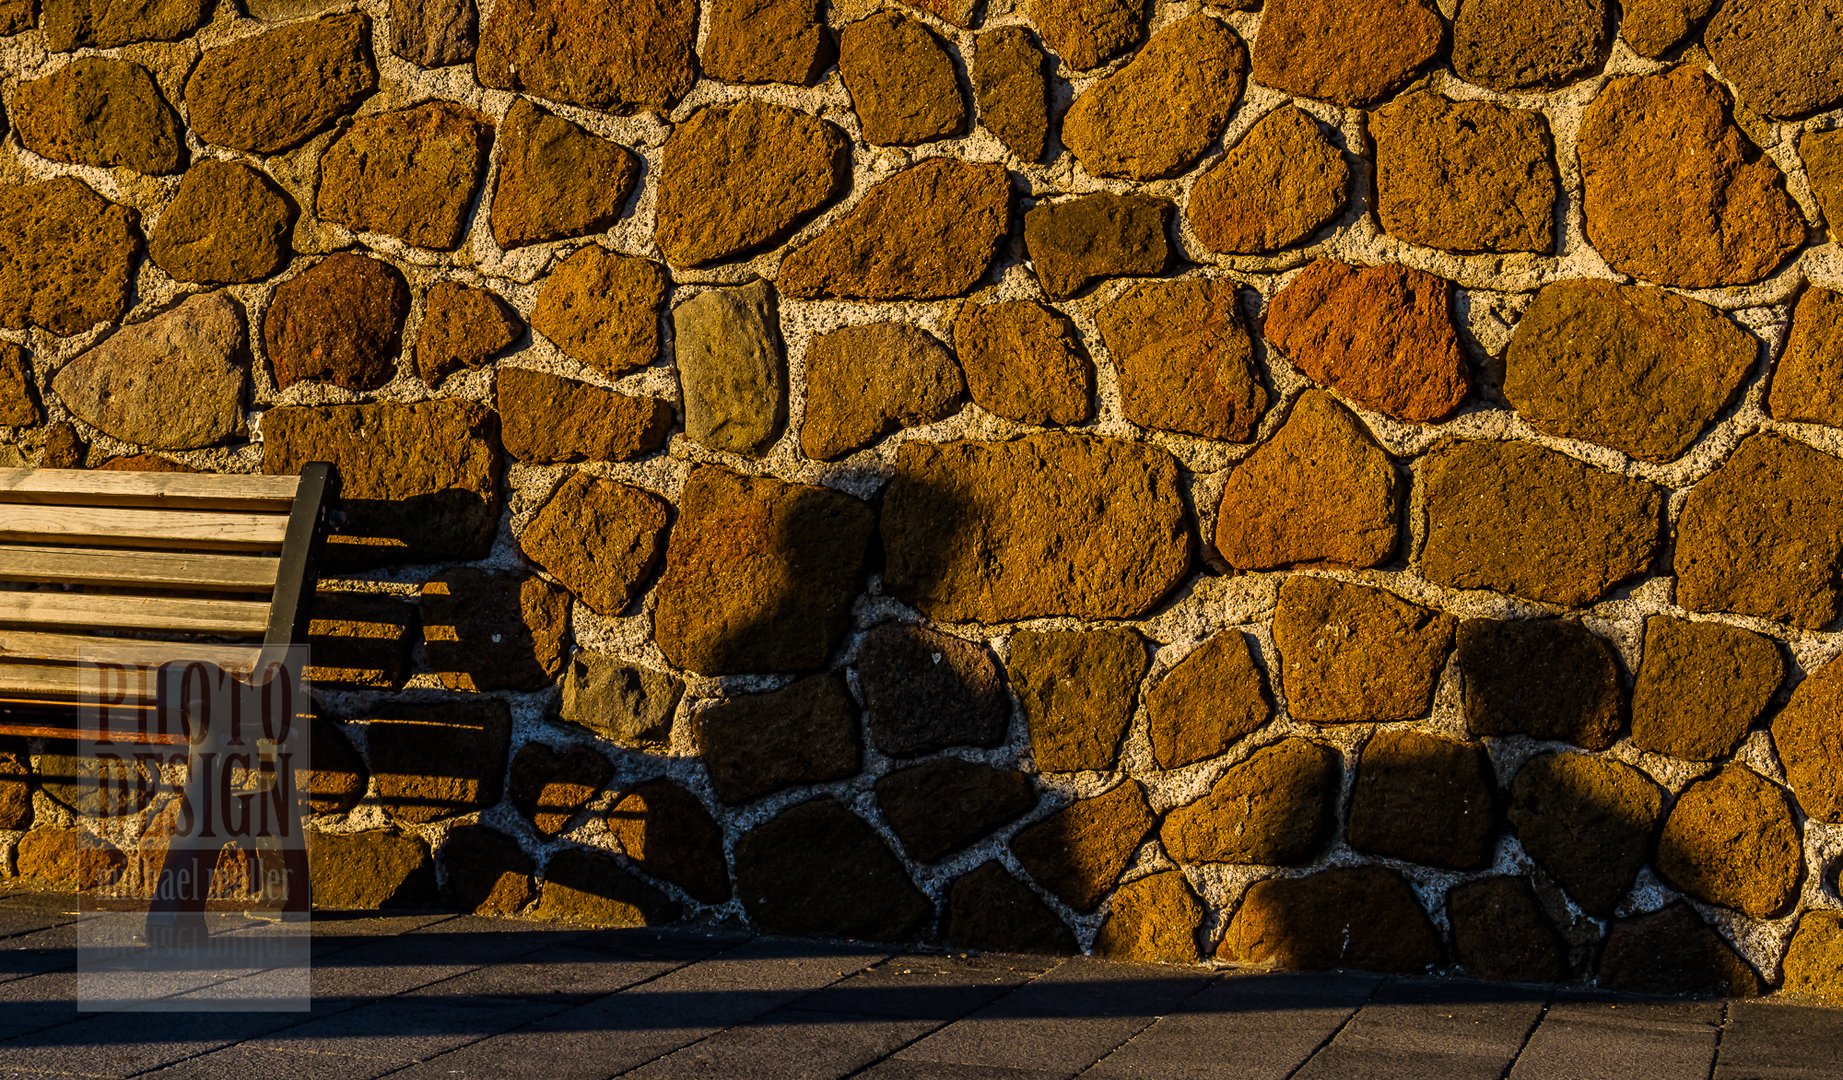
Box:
[307, 828, 436, 910]
[317, 101, 493, 250]
[438, 824, 536, 916]
[1578, 66, 1803, 289]
[701, 0, 832, 85]
[391, 0, 477, 67]
[1214, 391, 1398, 571]
[534, 848, 682, 928]
[1009, 628, 1145, 773]
[800, 322, 963, 460]
[653, 466, 873, 674]
[1631, 616, 1783, 761]
[1347, 729, 1497, 871]
[1062, 15, 1247, 181]
[674, 280, 785, 457]
[1458, 618, 1624, 749]
[1775, 657, 1843, 824]
[1250, 0, 1444, 107]
[859, 623, 1009, 758]
[1027, 0, 1148, 70]
[1419, 440, 1663, 608]
[184, 12, 377, 154]
[1218, 867, 1440, 974]
[1187, 105, 1348, 255]
[557, 651, 684, 752]
[606, 778, 731, 904]
[420, 567, 570, 692]
[1705, 0, 1843, 119]
[838, 11, 964, 146]
[509, 742, 612, 838]
[14, 58, 182, 175]
[973, 28, 1049, 162]
[1447, 876, 1570, 984]
[41, 0, 209, 49]
[1264, 260, 1469, 424]
[882, 433, 1190, 622]
[696, 675, 863, 804]
[1011, 780, 1154, 913]
[1098, 277, 1267, 442]
[1675, 433, 1843, 630]
[876, 759, 1037, 863]
[1273, 577, 1454, 725]
[656, 100, 849, 267]
[475, 0, 697, 112]
[15, 827, 124, 892]
[1621, 0, 1716, 57]
[264, 252, 410, 392]
[0, 343, 37, 427]
[496, 366, 672, 464]
[1093, 871, 1203, 964]
[1656, 764, 1802, 918]
[1508, 751, 1662, 916]
[1144, 632, 1271, 771]
[0, 177, 140, 337]
[363, 698, 511, 824]
[490, 98, 638, 250]
[1451, 0, 1610, 90]
[1596, 902, 1762, 996]
[304, 714, 368, 815]
[736, 798, 932, 942]
[1161, 738, 1338, 864]
[52, 292, 246, 451]
[954, 299, 1093, 425]
[1371, 90, 1556, 254]
[416, 281, 521, 385]
[942, 861, 1078, 954]
[519, 473, 670, 617]
[1022, 193, 1169, 301]
[530, 245, 668, 378]
[1770, 287, 1843, 430]
[149, 159, 293, 286]
[778, 158, 1010, 301]
[1779, 911, 1843, 1005]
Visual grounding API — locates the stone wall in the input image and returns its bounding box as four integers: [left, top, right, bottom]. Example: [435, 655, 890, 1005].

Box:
[1, 0, 1842, 999]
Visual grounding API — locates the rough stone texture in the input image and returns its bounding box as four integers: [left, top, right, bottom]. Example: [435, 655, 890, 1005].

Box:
[1161, 739, 1338, 864]
[1027, 0, 1148, 70]
[490, 98, 638, 250]
[1447, 877, 1570, 984]
[391, 0, 477, 67]
[1705, 0, 1843, 119]
[1250, 0, 1443, 107]
[777, 159, 1010, 301]
[36, 749, 154, 818]
[529, 246, 668, 378]
[1347, 730, 1497, 871]
[307, 829, 436, 910]
[185, 13, 377, 154]
[1631, 616, 1783, 761]
[606, 778, 732, 904]
[1622, 0, 1717, 57]
[1419, 440, 1664, 608]
[1803, 130, 1843, 235]
[1188, 106, 1348, 256]
[0, 177, 139, 337]
[701, 0, 831, 85]
[1770, 288, 1843, 430]
[52, 292, 246, 451]
[1094, 871, 1204, 964]
[1218, 868, 1440, 974]
[1675, 434, 1843, 630]
[735, 798, 932, 941]
[1011, 780, 1154, 913]
[317, 101, 492, 250]
[41, 0, 209, 50]
[518, 473, 671, 617]
[1273, 577, 1455, 725]
[557, 652, 684, 752]
[475, 0, 697, 112]
[0, 344, 37, 427]
[149, 160, 293, 286]
[1143, 632, 1271, 772]
[0, 745, 28, 833]
[1459, 619, 1625, 749]
[838, 11, 964, 147]
[954, 300, 1093, 426]
[1509, 752, 1663, 916]
[417, 281, 522, 385]
[674, 281, 785, 457]
[1009, 628, 1145, 774]
[1452, 0, 1610, 90]
[420, 568, 570, 692]
[305, 715, 368, 816]
[264, 252, 410, 392]
[1371, 91, 1556, 255]
[800, 322, 963, 460]
[509, 742, 612, 837]
[653, 467, 874, 675]
[1062, 15, 1247, 182]
[1775, 657, 1843, 823]
[1214, 392, 1397, 571]
[0, 0, 29, 35]
[364, 699, 511, 825]
[1022, 194, 1170, 301]
[1598, 902, 1763, 998]
[262, 399, 502, 566]
[1578, 66, 1804, 290]
[1656, 764, 1802, 918]
[14, 58, 183, 175]
[439, 825, 535, 916]
[533, 849, 680, 927]
[496, 366, 672, 464]
[306, 591, 416, 691]
[943, 861, 1078, 955]
[876, 759, 1036, 863]
[1505, 281, 1759, 463]
[882, 434, 1190, 622]
[1098, 278, 1267, 442]
[859, 623, 1009, 758]
[973, 28, 1048, 162]
[1781, 912, 1843, 1005]
[695, 674, 862, 805]
[16, 828, 124, 892]
[655, 100, 849, 267]
[1264, 260, 1469, 424]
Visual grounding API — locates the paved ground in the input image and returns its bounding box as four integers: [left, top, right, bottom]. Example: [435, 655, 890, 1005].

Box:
[0, 893, 1832, 1078]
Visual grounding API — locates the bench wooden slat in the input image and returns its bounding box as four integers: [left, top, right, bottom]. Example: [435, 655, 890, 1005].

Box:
[0, 631, 262, 674]
[0, 546, 280, 593]
[0, 660, 160, 704]
[0, 593, 271, 636]
[0, 505, 291, 551]
[0, 468, 300, 511]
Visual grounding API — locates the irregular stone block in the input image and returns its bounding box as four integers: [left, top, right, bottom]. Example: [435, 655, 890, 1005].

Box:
[14, 58, 182, 175]
[0, 344, 38, 427]
[1144, 632, 1271, 772]
[1705, 0, 1843, 119]
[0, 178, 139, 337]
[1160, 738, 1337, 864]
[475, 0, 697, 112]
[390, 0, 477, 68]
[534, 848, 681, 927]
[973, 27, 1048, 162]
[799, 322, 963, 460]
[1775, 657, 1843, 823]
[1802, 131, 1843, 237]
[305, 591, 416, 691]
[1188, 105, 1348, 255]
[1218, 867, 1440, 974]
[307, 828, 435, 910]
[1250, 0, 1443, 107]
[530, 246, 667, 379]
[1508, 752, 1661, 916]
[16, 827, 124, 892]
[1631, 616, 1782, 761]
[509, 742, 612, 838]
[1011, 780, 1154, 913]
[519, 474, 670, 617]
[439, 825, 535, 916]
[1770, 287, 1843, 430]
[149, 160, 293, 286]
[1451, 0, 1610, 90]
[557, 652, 683, 751]
[317, 101, 493, 250]
[185, 12, 377, 154]
[1781, 911, 1843, 1005]
[674, 281, 785, 458]
[701, 0, 832, 85]
[42, 0, 209, 49]
[1022, 193, 1170, 301]
[416, 281, 521, 385]
[735, 798, 931, 941]
[1597, 902, 1762, 997]
[419, 568, 570, 692]
[875, 759, 1036, 863]
[1273, 577, 1454, 725]
[491, 98, 638, 251]
[1458, 618, 1624, 749]
[1621, 0, 1716, 57]
[838, 11, 964, 146]
[263, 252, 410, 392]
[1656, 764, 1802, 918]
[1094, 871, 1204, 964]
[1063, 15, 1246, 181]
[363, 698, 511, 825]
[1347, 729, 1498, 871]
[1028, 0, 1147, 71]
[953, 300, 1093, 425]
[496, 366, 671, 465]
[943, 861, 1078, 955]
[859, 623, 1008, 758]
[1371, 90, 1556, 254]
[606, 778, 731, 904]
[1447, 877, 1569, 984]
[52, 293, 246, 451]
[1009, 628, 1145, 773]
[1098, 277, 1267, 442]
[696, 675, 862, 804]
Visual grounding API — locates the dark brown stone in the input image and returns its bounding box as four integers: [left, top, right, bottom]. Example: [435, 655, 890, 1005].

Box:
[1144, 632, 1271, 772]
[1273, 577, 1454, 725]
[51, 292, 247, 451]
[1161, 738, 1338, 864]
[307, 828, 436, 910]
[509, 742, 612, 838]
[1780, 912, 1843, 1005]
[304, 714, 368, 815]
[799, 322, 963, 460]
[305, 590, 417, 691]
[1771, 288, 1843, 430]
[14, 58, 182, 175]
[674, 280, 785, 457]
[317, 101, 493, 250]
[37, 749, 155, 818]
[1459, 619, 1624, 749]
[1218, 867, 1440, 974]
[876, 759, 1037, 863]
[1447, 877, 1570, 984]
[838, 11, 964, 146]
[1509, 752, 1662, 916]
[1098, 277, 1267, 442]
[419, 568, 570, 693]
[606, 778, 731, 904]
[1026, 0, 1147, 70]
[1452, 0, 1610, 90]
[557, 652, 684, 752]
[363, 699, 511, 825]
[1011, 780, 1154, 913]
[416, 281, 521, 385]
[1657, 764, 1803, 918]
[439, 825, 535, 916]
[1775, 657, 1843, 824]
[391, 0, 477, 67]
[1621, 0, 1717, 57]
[1802, 131, 1843, 238]
[0, 0, 31, 35]
[519, 473, 670, 617]
[1597, 902, 1762, 997]
[41, 0, 208, 49]
[735, 798, 932, 942]
[529, 245, 667, 378]
[942, 861, 1078, 955]
[859, 624, 1009, 758]
[0, 344, 37, 427]
[490, 98, 638, 251]
[1631, 616, 1783, 761]
[701, 0, 831, 85]
[953, 300, 1093, 426]
[1250, 0, 1443, 107]
[0, 743, 28, 831]
[496, 366, 672, 464]
[1010, 628, 1145, 774]
[1063, 15, 1246, 181]
[534, 848, 681, 927]
[1348, 730, 1497, 871]
[1371, 90, 1556, 254]
[264, 252, 410, 392]
[0, 177, 139, 337]
[973, 28, 1048, 162]
[1187, 105, 1348, 255]
[475, 0, 697, 112]
[1094, 871, 1204, 964]
[16, 827, 124, 892]
[149, 160, 292, 286]
[696, 675, 862, 805]
[1705, 0, 1843, 119]
[1022, 193, 1169, 301]
[185, 13, 377, 154]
